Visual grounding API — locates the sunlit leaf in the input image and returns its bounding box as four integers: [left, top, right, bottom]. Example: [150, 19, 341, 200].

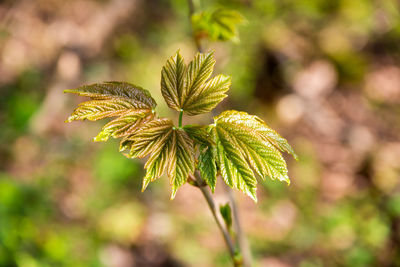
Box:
[198, 144, 217, 192]
[192, 8, 246, 42]
[168, 129, 195, 198]
[212, 126, 258, 201]
[120, 118, 195, 198]
[183, 125, 214, 147]
[160, 51, 231, 116]
[184, 51, 215, 107]
[215, 110, 298, 160]
[123, 118, 174, 158]
[161, 50, 186, 111]
[184, 74, 231, 115]
[65, 53, 296, 202]
[65, 81, 157, 141]
[206, 110, 297, 201]
[94, 113, 155, 142]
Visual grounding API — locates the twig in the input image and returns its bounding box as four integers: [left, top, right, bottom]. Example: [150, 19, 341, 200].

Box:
[186, 1, 247, 266]
[190, 173, 238, 264]
[225, 186, 252, 267]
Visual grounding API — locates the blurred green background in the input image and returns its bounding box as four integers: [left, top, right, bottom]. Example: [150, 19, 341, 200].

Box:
[1, 0, 400, 266]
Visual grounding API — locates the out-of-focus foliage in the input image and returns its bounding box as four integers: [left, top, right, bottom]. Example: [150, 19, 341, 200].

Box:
[192, 8, 246, 42]
[1, 0, 400, 266]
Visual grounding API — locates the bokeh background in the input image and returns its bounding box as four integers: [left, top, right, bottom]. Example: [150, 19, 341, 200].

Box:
[1, 0, 400, 266]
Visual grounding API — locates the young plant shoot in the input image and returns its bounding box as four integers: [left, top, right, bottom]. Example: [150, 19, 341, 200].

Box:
[65, 6, 296, 266]
[65, 50, 297, 201]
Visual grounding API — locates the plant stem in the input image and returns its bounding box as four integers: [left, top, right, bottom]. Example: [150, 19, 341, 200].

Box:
[190, 173, 240, 266]
[226, 186, 252, 267]
[187, 0, 203, 53]
[186, 1, 249, 266]
[179, 109, 183, 128]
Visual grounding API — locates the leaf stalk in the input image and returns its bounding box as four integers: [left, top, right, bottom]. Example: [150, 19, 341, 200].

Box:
[179, 109, 183, 128]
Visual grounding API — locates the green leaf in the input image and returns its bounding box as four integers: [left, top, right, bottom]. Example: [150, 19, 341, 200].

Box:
[160, 51, 231, 116]
[120, 118, 194, 198]
[168, 129, 196, 199]
[66, 99, 150, 122]
[183, 74, 231, 115]
[122, 118, 172, 158]
[65, 81, 157, 141]
[184, 51, 215, 108]
[215, 110, 298, 160]
[198, 144, 217, 192]
[161, 50, 186, 111]
[140, 120, 176, 192]
[183, 125, 214, 147]
[94, 113, 154, 142]
[192, 8, 246, 42]
[207, 110, 297, 201]
[219, 203, 232, 230]
[212, 126, 258, 201]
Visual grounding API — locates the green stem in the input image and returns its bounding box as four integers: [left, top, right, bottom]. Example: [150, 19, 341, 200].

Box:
[226, 186, 251, 267]
[190, 173, 241, 266]
[179, 109, 183, 128]
[186, 1, 246, 266]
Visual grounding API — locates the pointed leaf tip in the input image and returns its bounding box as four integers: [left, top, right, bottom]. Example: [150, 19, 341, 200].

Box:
[209, 110, 295, 200]
[170, 186, 179, 200]
[161, 50, 230, 116]
[124, 119, 194, 197]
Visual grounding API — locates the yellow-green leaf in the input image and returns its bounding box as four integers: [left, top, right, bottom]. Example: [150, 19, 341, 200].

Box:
[208, 110, 297, 201]
[198, 144, 217, 192]
[94, 113, 155, 142]
[124, 118, 174, 159]
[65, 81, 156, 141]
[161, 51, 186, 111]
[160, 51, 231, 116]
[183, 125, 214, 147]
[168, 129, 195, 198]
[212, 126, 258, 201]
[183, 51, 215, 108]
[183, 74, 231, 115]
[66, 99, 149, 122]
[215, 111, 297, 160]
[120, 118, 194, 198]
